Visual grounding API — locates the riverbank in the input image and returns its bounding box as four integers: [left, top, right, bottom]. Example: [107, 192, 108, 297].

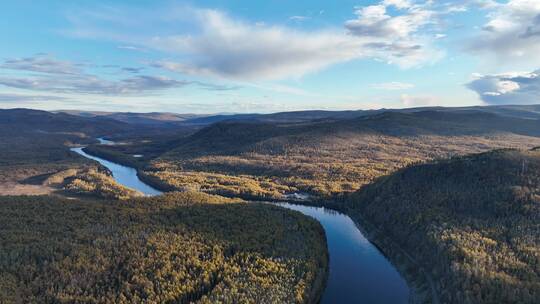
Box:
[73, 145, 412, 303]
[78, 144, 423, 303]
[71, 146, 331, 303]
[346, 209, 439, 304]
[265, 196, 438, 303]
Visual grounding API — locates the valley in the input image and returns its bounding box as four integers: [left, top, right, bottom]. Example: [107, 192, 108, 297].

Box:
[71, 140, 410, 303]
[3, 1, 540, 302]
[1, 106, 540, 303]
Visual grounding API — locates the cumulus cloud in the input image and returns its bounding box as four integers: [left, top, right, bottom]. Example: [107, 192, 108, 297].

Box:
[63, 3, 450, 81]
[469, 0, 540, 64]
[343, 0, 446, 67]
[371, 82, 415, 90]
[345, 3, 432, 39]
[467, 70, 540, 104]
[147, 9, 366, 80]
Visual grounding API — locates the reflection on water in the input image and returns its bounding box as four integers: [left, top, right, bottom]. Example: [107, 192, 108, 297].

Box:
[277, 203, 410, 304]
[70, 147, 162, 196]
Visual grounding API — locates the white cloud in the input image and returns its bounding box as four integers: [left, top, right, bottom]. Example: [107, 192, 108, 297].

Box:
[148, 10, 364, 80]
[1, 55, 83, 75]
[0, 93, 67, 103]
[467, 70, 540, 104]
[0, 74, 190, 95]
[371, 82, 415, 90]
[64, 4, 447, 81]
[289, 16, 310, 22]
[470, 0, 503, 10]
[345, 3, 433, 39]
[344, 0, 445, 68]
[0, 55, 234, 95]
[469, 0, 540, 64]
[383, 0, 413, 9]
[400, 94, 440, 107]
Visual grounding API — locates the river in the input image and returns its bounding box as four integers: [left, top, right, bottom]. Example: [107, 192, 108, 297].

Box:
[71, 144, 410, 303]
[70, 147, 162, 196]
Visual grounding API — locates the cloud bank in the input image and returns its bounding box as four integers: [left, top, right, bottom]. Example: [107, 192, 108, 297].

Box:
[0, 55, 232, 95]
[467, 70, 540, 104]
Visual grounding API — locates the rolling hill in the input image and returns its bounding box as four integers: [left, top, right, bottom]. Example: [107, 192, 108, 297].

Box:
[58, 104, 540, 126]
[0, 108, 131, 136]
[122, 109, 540, 200]
[58, 110, 203, 126]
[0, 109, 176, 193]
[0, 192, 327, 303]
[346, 148, 540, 304]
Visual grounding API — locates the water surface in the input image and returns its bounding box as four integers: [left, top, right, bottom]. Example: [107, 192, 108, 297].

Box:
[70, 147, 162, 196]
[277, 203, 410, 304]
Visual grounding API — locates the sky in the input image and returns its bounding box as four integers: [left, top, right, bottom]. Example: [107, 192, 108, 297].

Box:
[1, 0, 540, 114]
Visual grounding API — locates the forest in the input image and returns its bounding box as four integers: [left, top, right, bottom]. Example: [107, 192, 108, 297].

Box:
[346, 149, 540, 304]
[0, 192, 327, 303]
[2, 107, 540, 303]
[101, 111, 540, 201]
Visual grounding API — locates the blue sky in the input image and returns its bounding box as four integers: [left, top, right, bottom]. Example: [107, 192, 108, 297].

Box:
[1, 0, 540, 113]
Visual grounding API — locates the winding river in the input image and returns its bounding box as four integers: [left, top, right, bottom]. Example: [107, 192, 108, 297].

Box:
[71, 144, 410, 303]
[70, 147, 162, 196]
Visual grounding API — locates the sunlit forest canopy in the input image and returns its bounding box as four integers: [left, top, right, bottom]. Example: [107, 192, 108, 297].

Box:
[0, 192, 327, 303]
[348, 149, 540, 303]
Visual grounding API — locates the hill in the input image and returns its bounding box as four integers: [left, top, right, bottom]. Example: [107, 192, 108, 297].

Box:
[58, 110, 203, 126]
[0, 109, 146, 195]
[346, 149, 540, 303]
[59, 104, 540, 126]
[126, 110, 540, 200]
[0, 108, 131, 136]
[0, 108, 203, 196]
[0, 192, 327, 303]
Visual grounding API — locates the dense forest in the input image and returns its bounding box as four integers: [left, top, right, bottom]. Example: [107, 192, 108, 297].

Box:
[3, 107, 540, 303]
[116, 111, 540, 200]
[0, 192, 327, 303]
[346, 149, 540, 304]
[61, 168, 144, 200]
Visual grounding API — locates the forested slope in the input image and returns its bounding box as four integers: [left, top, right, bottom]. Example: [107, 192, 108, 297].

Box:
[0, 109, 128, 188]
[0, 109, 191, 195]
[347, 149, 540, 303]
[136, 111, 540, 200]
[0, 192, 327, 303]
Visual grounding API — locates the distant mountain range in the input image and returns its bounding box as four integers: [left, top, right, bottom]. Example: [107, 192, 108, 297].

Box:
[57, 110, 204, 126]
[0, 108, 131, 136]
[2, 105, 539, 142]
[161, 109, 540, 158]
[55, 104, 540, 127]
